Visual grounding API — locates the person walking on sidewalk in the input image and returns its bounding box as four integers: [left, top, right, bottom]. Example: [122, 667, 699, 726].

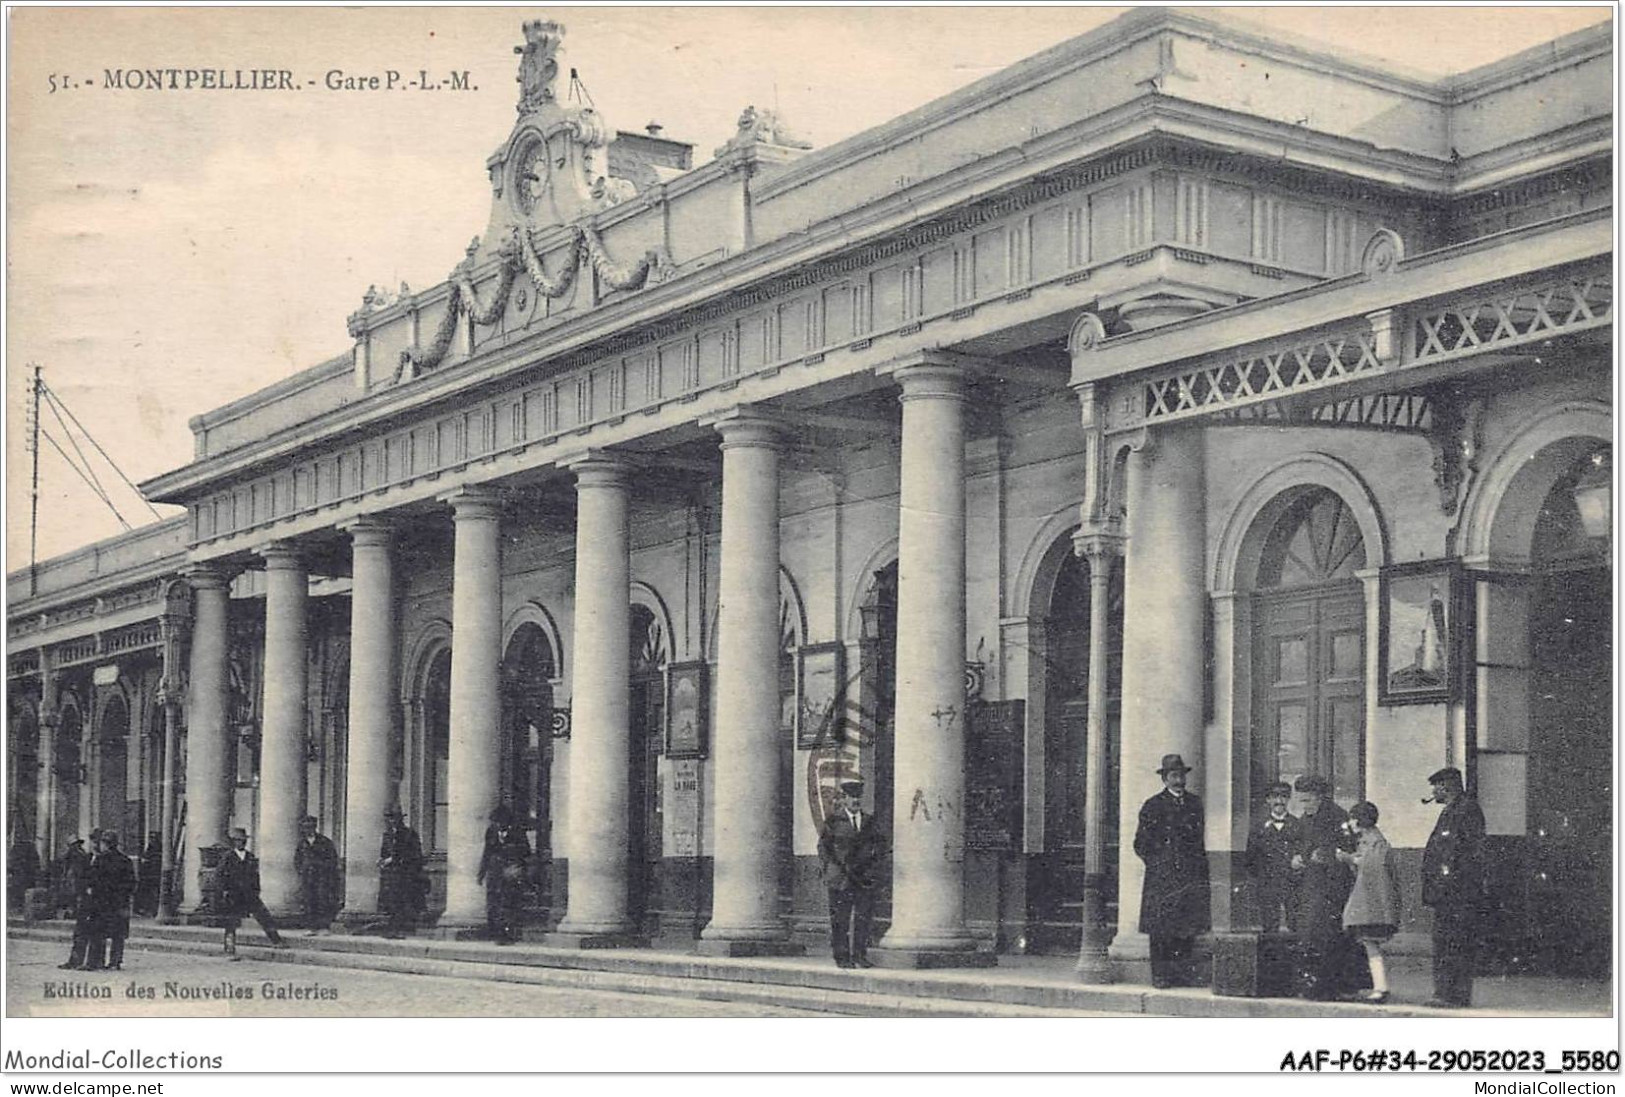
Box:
[1337, 801, 1401, 1003]
[57, 833, 97, 970]
[1422, 766, 1486, 1008]
[218, 827, 288, 959]
[818, 780, 885, 968]
[1133, 754, 1210, 988]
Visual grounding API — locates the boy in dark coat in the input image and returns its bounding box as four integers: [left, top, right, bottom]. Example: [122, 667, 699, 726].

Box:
[1245, 781, 1304, 933]
[1134, 754, 1210, 988]
[477, 806, 532, 944]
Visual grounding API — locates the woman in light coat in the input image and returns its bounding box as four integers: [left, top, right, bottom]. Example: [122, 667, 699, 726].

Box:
[1337, 800, 1403, 1003]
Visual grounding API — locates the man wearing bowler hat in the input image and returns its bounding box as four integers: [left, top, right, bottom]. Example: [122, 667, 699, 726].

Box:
[1422, 766, 1485, 1007]
[818, 780, 886, 968]
[1134, 754, 1210, 988]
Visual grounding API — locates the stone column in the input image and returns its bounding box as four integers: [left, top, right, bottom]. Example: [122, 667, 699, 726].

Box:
[441, 488, 505, 927]
[340, 518, 397, 921]
[1074, 534, 1122, 982]
[550, 456, 640, 946]
[182, 565, 233, 911]
[1110, 428, 1208, 973]
[873, 358, 991, 967]
[699, 412, 802, 955]
[256, 542, 309, 914]
[34, 658, 59, 865]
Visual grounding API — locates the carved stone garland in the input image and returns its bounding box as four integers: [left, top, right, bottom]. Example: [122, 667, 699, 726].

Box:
[396, 225, 675, 381]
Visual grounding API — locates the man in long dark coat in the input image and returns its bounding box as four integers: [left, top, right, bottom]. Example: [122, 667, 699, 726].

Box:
[1422, 766, 1486, 1008]
[1293, 773, 1361, 999]
[57, 834, 96, 970]
[294, 816, 342, 933]
[377, 808, 426, 938]
[1134, 753, 1210, 988]
[477, 806, 532, 944]
[84, 831, 137, 970]
[817, 780, 886, 968]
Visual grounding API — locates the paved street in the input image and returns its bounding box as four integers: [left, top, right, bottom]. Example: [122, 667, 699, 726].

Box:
[4, 938, 829, 1018]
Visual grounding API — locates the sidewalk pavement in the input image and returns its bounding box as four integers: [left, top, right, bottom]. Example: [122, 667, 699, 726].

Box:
[7, 917, 1611, 1019]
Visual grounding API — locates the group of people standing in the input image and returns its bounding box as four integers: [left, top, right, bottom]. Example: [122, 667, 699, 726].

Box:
[56, 829, 137, 971]
[1136, 752, 1487, 1007]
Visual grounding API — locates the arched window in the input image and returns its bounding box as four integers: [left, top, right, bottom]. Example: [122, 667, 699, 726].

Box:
[1252, 489, 1367, 805]
[424, 649, 452, 852]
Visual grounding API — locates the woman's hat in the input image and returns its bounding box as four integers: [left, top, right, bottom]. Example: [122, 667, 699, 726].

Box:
[1294, 774, 1331, 795]
[1156, 754, 1193, 775]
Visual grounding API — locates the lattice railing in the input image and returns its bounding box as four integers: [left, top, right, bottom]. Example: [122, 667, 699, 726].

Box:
[1140, 327, 1381, 425]
[1412, 272, 1612, 365]
[1213, 392, 1433, 432]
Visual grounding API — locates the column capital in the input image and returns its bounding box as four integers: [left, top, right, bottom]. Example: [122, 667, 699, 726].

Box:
[439, 485, 504, 520]
[181, 562, 235, 591]
[564, 450, 631, 488]
[875, 349, 980, 399]
[704, 407, 790, 450]
[256, 541, 305, 570]
[339, 516, 396, 548]
[1073, 529, 1126, 566]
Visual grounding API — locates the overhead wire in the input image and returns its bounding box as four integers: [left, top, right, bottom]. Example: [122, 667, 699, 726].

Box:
[41, 380, 164, 520]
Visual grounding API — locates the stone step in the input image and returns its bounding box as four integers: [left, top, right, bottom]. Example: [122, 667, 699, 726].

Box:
[8, 921, 1489, 1018]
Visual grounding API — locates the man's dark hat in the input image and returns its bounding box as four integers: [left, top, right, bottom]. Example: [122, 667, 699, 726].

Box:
[489, 805, 513, 824]
[228, 827, 248, 840]
[300, 815, 318, 826]
[1266, 781, 1292, 797]
[67, 836, 84, 847]
[1156, 753, 1193, 775]
[1428, 766, 1464, 787]
[1294, 774, 1331, 795]
[838, 780, 865, 797]
[383, 806, 405, 819]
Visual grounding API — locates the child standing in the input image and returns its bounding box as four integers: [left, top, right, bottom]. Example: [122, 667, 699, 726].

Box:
[1337, 800, 1402, 1003]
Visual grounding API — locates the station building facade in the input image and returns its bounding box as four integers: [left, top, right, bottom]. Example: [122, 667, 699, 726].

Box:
[8, 10, 1612, 976]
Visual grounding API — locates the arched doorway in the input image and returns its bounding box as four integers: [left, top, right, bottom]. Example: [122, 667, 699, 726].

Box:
[96, 694, 130, 839]
[1028, 543, 1123, 951]
[1525, 446, 1611, 974]
[501, 623, 555, 917]
[1250, 488, 1367, 806]
[628, 604, 665, 933]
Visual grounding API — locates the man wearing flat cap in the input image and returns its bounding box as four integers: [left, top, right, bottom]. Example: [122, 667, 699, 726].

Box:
[818, 780, 886, 968]
[1422, 766, 1485, 1007]
[1133, 754, 1209, 988]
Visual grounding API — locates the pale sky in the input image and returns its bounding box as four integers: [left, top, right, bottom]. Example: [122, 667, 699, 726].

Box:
[6, 4, 1614, 566]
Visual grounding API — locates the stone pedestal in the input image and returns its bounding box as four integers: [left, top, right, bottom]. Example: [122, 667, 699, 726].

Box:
[1074, 535, 1122, 983]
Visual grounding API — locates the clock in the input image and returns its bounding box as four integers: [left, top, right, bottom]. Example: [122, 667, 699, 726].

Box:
[512, 138, 549, 216]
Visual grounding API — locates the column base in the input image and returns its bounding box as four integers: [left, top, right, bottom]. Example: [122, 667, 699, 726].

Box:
[1075, 946, 1117, 984]
[867, 946, 997, 970]
[1108, 928, 1151, 984]
[545, 931, 650, 950]
[694, 938, 806, 958]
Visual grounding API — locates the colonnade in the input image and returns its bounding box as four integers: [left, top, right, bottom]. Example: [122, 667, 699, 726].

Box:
[165, 352, 1206, 971]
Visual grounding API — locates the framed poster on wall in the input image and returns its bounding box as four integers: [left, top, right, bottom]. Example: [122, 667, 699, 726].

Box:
[795, 642, 845, 749]
[665, 661, 708, 758]
[1378, 560, 1462, 705]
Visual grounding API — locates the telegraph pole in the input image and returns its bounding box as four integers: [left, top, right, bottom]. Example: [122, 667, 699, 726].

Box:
[28, 363, 41, 595]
